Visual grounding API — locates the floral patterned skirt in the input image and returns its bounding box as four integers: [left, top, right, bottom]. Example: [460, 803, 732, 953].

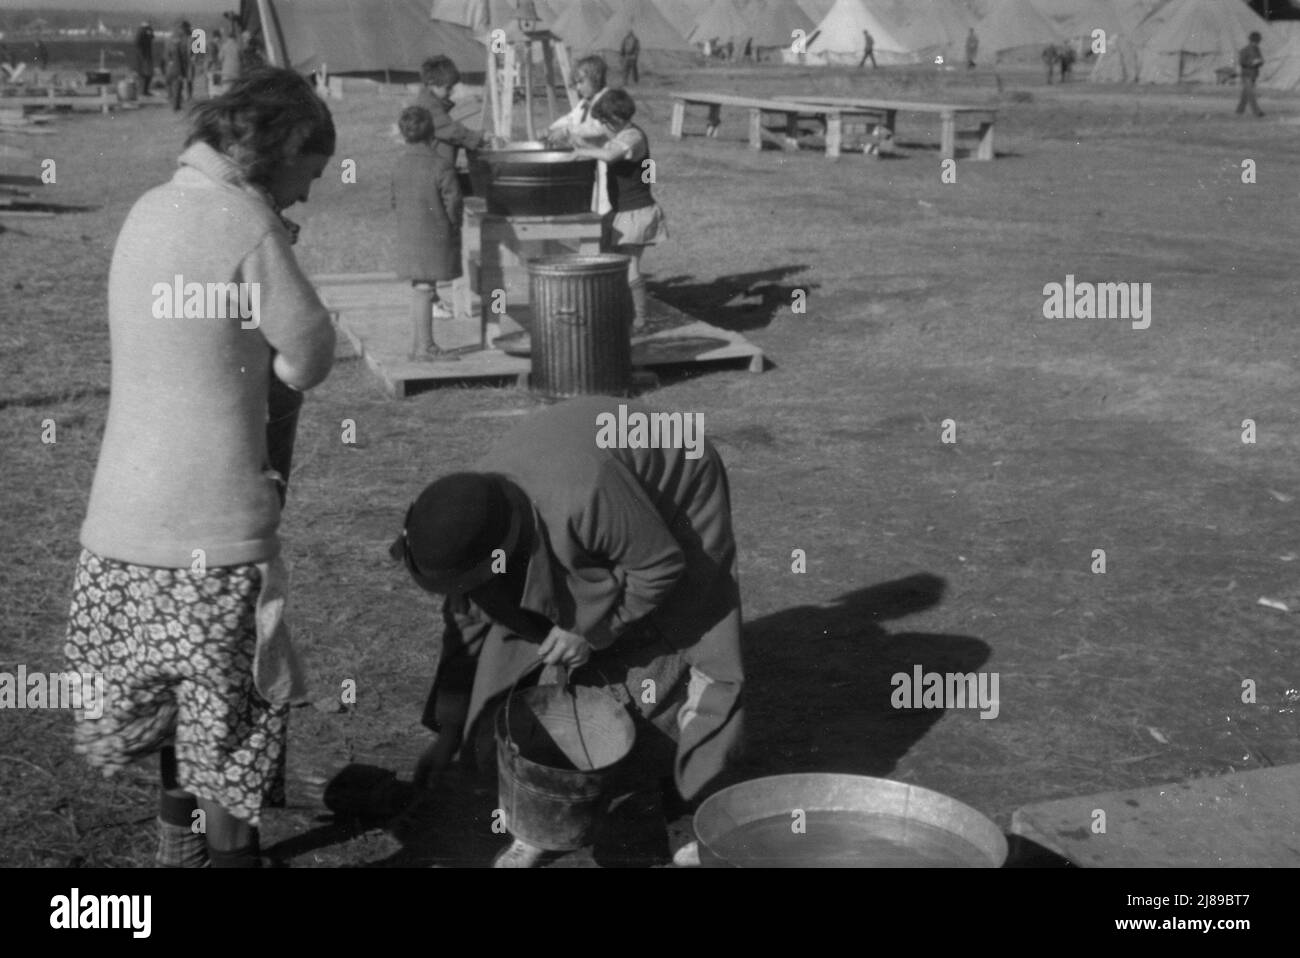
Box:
[63, 549, 288, 826]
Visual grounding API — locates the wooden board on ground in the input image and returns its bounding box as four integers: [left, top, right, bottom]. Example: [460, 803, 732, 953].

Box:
[1009, 764, 1300, 866]
[315, 273, 765, 399]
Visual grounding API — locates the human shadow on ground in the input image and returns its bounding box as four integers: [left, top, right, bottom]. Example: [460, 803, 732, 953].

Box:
[647, 265, 814, 334]
[270, 572, 996, 867]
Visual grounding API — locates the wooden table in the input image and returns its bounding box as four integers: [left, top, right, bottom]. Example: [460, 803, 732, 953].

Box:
[459, 198, 605, 347]
[669, 91, 890, 159]
[778, 95, 998, 161]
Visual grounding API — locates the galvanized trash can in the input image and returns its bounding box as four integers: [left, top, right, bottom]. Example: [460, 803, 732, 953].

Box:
[527, 254, 632, 399]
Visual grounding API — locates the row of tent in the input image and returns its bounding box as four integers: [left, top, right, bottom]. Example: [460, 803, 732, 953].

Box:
[1086, 0, 1300, 88]
[242, 0, 1300, 89]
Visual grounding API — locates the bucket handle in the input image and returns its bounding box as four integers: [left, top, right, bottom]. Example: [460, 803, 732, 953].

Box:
[502, 656, 618, 769]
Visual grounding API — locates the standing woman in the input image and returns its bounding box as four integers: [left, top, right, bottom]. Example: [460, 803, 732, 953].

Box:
[65, 68, 337, 868]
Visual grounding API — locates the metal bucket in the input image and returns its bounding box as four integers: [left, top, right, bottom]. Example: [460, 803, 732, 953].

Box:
[496, 683, 636, 852]
[474, 150, 596, 216]
[527, 254, 632, 399]
[694, 774, 1008, 868]
[116, 78, 138, 103]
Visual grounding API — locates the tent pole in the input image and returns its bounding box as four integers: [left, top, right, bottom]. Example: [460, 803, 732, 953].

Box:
[255, 0, 288, 67]
[542, 36, 557, 126]
[487, 45, 501, 138]
[523, 41, 535, 141]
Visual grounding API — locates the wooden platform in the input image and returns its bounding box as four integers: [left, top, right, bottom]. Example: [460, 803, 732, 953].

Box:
[1009, 764, 1300, 867]
[0, 91, 133, 114]
[315, 273, 765, 399]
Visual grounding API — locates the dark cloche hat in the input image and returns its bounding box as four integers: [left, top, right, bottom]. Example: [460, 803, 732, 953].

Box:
[390, 473, 521, 594]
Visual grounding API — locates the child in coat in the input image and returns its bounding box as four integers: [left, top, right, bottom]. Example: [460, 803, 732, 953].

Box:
[572, 89, 668, 332]
[392, 106, 463, 361]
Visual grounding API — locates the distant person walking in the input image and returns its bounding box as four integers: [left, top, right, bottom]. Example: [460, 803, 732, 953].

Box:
[966, 29, 978, 69]
[163, 21, 190, 111]
[621, 29, 640, 85]
[1057, 43, 1076, 82]
[1041, 43, 1058, 84]
[180, 20, 196, 101]
[134, 21, 155, 96]
[858, 30, 876, 69]
[1237, 31, 1265, 117]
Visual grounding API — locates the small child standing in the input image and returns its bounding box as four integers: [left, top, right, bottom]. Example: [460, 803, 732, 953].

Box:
[572, 89, 668, 332]
[392, 106, 463, 361]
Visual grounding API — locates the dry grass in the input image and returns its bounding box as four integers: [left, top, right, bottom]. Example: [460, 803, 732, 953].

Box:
[2, 61, 1298, 866]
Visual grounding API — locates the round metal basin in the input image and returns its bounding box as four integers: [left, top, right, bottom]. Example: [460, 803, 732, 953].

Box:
[471, 149, 596, 216]
[694, 773, 1008, 868]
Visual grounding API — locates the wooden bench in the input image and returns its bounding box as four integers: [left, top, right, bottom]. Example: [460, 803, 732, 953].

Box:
[669, 91, 891, 159]
[778, 95, 998, 161]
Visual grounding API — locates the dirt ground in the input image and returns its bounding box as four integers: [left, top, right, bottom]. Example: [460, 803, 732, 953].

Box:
[1, 58, 1298, 868]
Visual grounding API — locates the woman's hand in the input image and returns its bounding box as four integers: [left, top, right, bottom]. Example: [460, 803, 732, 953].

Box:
[537, 625, 592, 667]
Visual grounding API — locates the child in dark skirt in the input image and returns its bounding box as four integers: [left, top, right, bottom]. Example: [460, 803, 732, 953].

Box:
[392, 106, 463, 361]
[572, 88, 668, 332]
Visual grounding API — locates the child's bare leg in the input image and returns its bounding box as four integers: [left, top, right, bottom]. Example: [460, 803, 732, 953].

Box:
[197, 798, 261, 867]
[617, 244, 648, 330]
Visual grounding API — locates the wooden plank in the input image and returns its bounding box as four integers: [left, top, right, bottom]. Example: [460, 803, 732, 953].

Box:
[501, 44, 516, 142]
[1010, 765, 1300, 867]
[669, 99, 685, 139]
[486, 44, 502, 139]
[317, 274, 765, 397]
[774, 94, 998, 116]
[554, 40, 578, 111]
[824, 112, 842, 159]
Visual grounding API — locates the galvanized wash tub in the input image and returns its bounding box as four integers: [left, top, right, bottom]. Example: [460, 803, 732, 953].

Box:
[693, 773, 1008, 868]
[471, 148, 596, 217]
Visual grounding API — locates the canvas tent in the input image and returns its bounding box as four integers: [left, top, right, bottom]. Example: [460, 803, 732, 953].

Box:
[1028, 0, 1124, 39]
[651, 0, 710, 32]
[689, 0, 755, 44]
[429, 0, 560, 30]
[246, 0, 485, 78]
[1260, 31, 1300, 88]
[872, 0, 974, 62]
[804, 0, 921, 64]
[967, 0, 1064, 60]
[550, 0, 613, 47]
[749, 0, 816, 48]
[796, 0, 837, 21]
[587, 0, 695, 51]
[1135, 0, 1272, 84]
[1088, 0, 1179, 80]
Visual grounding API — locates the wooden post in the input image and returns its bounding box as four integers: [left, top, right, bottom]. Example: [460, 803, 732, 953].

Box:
[541, 37, 557, 127]
[940, 110, 955, 160]
[502, 43, 517, 141]
[824, 111, 842, 159]
[977, 118, 995, 161]
[555, 41, 577, 110]
[486, 45, 501, 138]
[669, 99, 685, 138]
[521, 42, 535, 141]
[748, 108, 762, 150]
